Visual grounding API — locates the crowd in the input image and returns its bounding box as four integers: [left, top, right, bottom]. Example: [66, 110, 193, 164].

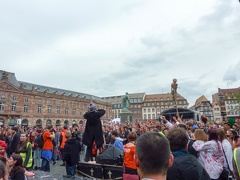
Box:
[0, 102, 239, 180]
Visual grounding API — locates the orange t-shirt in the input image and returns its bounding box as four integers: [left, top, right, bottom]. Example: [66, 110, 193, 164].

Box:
[123, 144, 136, 169]
[42, 131, 53, 150]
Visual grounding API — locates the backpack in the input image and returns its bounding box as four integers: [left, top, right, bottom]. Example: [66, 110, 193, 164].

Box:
[36, 134, 44, 149]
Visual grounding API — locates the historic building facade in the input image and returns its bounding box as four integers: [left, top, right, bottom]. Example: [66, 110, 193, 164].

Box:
[212, 87, 240, 121]
[143, 93, 189, 120]
[102, 93, 145, 121]
[0, 70, 112, 127]
[194, 95, 213, 121]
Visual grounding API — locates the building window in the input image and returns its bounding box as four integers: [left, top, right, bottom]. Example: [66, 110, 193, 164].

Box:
[152, 103, 154, 106]
[48, 101, 52, 105]
[73, 109, 76, 115]
[152, 108, 155, 112]
[12, 103, 17, 111]
[144, 114, 147, 119]
[13, 96, 17, 101]
[148, 114, 151, 119]
[143, 103, 146, 106]
[148, 109, 150, 113]
[57, 101, 61, 106]
[57, 107, 60, 114]
[38, 105, 42, 113]
[147, 103, 150, 106]
[0, 102, 4, 111]
[24, 104, 28, 113]
[1, 95, 5, 100]
[144, 109, 146, 113]
[65, 108, 68, 114]
[38, 99, 42, 104]
[152, 114, 155, 119]
[48, 106, 52, 113]
[24, 97, 28, 103]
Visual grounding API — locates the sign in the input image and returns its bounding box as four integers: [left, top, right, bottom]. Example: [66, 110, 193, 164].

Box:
[17, 119, 22, 125]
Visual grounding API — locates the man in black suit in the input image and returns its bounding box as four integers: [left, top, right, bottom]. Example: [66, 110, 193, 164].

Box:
[6, 126, 20, 158]
[82, 102, 105, 162]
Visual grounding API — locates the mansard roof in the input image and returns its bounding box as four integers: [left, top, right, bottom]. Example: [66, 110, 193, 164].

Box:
[0, 70, 104, 102]
[19, 81, 104, 101]
[0, 70, 20, 87]
[144, 93, 186, 101]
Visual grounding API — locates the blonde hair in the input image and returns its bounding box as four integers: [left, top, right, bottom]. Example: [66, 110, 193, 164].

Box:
[194, 129, 207, 141]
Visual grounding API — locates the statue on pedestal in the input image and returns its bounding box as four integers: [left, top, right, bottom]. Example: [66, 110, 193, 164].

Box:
[122, 92, 130, 112]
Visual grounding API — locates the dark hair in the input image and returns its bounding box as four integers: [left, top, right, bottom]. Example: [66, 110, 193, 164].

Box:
[111, 130, 119, 137]
[208, 129, 218, 141]
[47, 125, 53, 130]
[0, 160, 6, 179]
[10, 153, 24, 178]
[208, 129, 221, 152]
[167, 128, 188, 152]
[136, 132, 170, 176]
[230, 129, 239, 143]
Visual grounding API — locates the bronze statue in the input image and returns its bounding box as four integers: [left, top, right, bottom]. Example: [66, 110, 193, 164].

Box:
[171, 79, 179, 116]
[122, 92, 130, 110]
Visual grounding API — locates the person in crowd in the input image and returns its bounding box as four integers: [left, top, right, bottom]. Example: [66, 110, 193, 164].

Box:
[111, 130, 123, 151]
[123, 132, 138, 177]
[216, 128, 233, 172]
[6, 127, 20, 158]
[223, 118, 235, 133]
[50, 128, 57, 166]
[33, 129, 42, 170]
[59, 125, 68, 166]
[0, 159, 8, 180]
[192, 129, 208, 166]
[82, 102, 105, 162]
[166, 128, 210, 180]
[7, 153, 25, 180]
[135, 132, 173, 180]
[17, 133, 33, 170]
[122, 126, 130, 145]
[71, 124, 82, 162]
[227, 129, 240, 149]
[0, 141, 7, 157]
[40, 125, 54, 172]
[233, 147, 240, 179]
[162, 116, 180, 129]
[62, 131, 81, 178]
[193, 129, 224, 180]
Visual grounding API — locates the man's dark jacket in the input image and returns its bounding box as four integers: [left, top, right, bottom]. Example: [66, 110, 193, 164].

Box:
[167, 149, 210, 180]
[63, 138, 81, 166]
[6, 133, 20, 157]
[82, 109, 105, 148]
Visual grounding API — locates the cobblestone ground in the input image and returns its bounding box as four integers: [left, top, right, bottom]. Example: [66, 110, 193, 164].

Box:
[28, 151, 89, 180]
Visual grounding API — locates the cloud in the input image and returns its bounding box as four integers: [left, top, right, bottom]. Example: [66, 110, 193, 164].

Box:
[223, 60, 240, 84]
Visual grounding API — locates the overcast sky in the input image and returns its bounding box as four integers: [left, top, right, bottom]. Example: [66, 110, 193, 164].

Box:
[0, 0, 240, 106]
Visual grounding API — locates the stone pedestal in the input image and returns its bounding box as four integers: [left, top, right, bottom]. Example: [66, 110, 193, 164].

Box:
[119, 108, 133, 123]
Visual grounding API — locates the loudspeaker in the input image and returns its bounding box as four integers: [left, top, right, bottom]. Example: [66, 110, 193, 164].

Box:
[96, 146, 123, 166]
